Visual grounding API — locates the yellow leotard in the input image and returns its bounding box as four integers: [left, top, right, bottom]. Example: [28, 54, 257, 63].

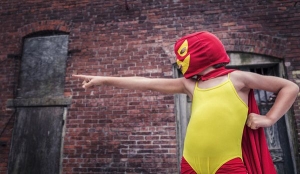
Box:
[183, 74, 248, 174]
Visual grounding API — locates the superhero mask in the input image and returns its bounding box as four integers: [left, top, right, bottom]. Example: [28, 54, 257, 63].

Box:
[174, 31, 230, 79]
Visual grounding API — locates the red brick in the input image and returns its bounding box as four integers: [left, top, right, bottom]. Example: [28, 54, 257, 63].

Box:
[1, 1, 300, 173]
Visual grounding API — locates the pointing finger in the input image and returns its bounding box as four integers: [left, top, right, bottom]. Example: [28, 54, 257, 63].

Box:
[72, 74, 93, 79]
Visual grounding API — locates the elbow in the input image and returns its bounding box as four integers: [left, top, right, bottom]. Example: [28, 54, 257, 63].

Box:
[288, 82, 299, 97]
[292, 83, 299, 95]
[278, 82, 299, 99]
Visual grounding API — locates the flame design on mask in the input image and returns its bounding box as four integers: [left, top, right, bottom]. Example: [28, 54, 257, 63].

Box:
[176, 39, 190, 74]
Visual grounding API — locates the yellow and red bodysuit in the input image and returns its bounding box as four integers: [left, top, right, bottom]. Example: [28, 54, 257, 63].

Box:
[183, 74, 248, 173]
[175, 31, 276, 174]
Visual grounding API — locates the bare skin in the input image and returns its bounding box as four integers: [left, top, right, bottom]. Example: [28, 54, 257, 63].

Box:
[73, 67, 299, 130]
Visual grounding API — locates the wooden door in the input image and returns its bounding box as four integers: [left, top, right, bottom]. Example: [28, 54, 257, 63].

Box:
[8, 34, 70, 174]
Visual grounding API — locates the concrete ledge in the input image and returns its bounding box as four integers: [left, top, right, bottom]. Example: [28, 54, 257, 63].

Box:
[7, 97, 72, 107]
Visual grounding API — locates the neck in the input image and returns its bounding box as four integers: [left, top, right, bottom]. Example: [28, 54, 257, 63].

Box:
[197, 67, 234, 81]
[199, 67, 216, 76]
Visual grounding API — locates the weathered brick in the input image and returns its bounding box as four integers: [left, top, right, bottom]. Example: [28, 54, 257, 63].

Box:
[1, 0, 300, 173]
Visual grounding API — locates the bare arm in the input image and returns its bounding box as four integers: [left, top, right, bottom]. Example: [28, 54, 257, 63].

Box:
[239, 71, 299, 129]
[72, 74, 193, 96]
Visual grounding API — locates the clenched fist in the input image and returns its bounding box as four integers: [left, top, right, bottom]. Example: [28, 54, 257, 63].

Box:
[246, 113, 274, 130]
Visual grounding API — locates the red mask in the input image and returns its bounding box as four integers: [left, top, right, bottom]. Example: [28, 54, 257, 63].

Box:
[174, 31, 230, 79]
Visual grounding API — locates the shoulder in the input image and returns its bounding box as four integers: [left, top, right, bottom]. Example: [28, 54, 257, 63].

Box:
[229, 70, 266, 89]
[229, 70, 248, 87]
[230, 70, 251, 90]
[229, 70, 248, 79]
[179, 77, 196, 98]
[230, 70, 258, 85]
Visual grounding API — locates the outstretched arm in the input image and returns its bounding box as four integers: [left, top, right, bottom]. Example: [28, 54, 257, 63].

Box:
[72, 74, 193, 97]
[239, 71, 299, 129]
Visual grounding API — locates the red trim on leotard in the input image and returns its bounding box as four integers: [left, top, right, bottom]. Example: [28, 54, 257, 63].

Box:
[181, 157, 247, 174]
[181, 157, 196, 174]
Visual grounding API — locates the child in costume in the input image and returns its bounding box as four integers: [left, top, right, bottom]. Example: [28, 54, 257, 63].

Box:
[73, 31, 299, 174]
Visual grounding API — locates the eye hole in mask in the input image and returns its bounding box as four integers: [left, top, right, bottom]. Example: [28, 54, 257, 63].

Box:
[176, 39, 190, 75]
[177, 40, 188, 57]
[180, 47, 186, 55]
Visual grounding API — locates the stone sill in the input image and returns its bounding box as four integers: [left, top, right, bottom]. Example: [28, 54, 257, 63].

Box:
[7, 97, 72, 107]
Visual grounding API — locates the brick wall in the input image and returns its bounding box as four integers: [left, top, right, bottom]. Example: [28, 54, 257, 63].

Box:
[0, 0, 300, 173]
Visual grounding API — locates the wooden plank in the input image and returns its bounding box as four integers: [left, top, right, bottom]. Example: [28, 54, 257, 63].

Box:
[8, 107, 64, 174]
